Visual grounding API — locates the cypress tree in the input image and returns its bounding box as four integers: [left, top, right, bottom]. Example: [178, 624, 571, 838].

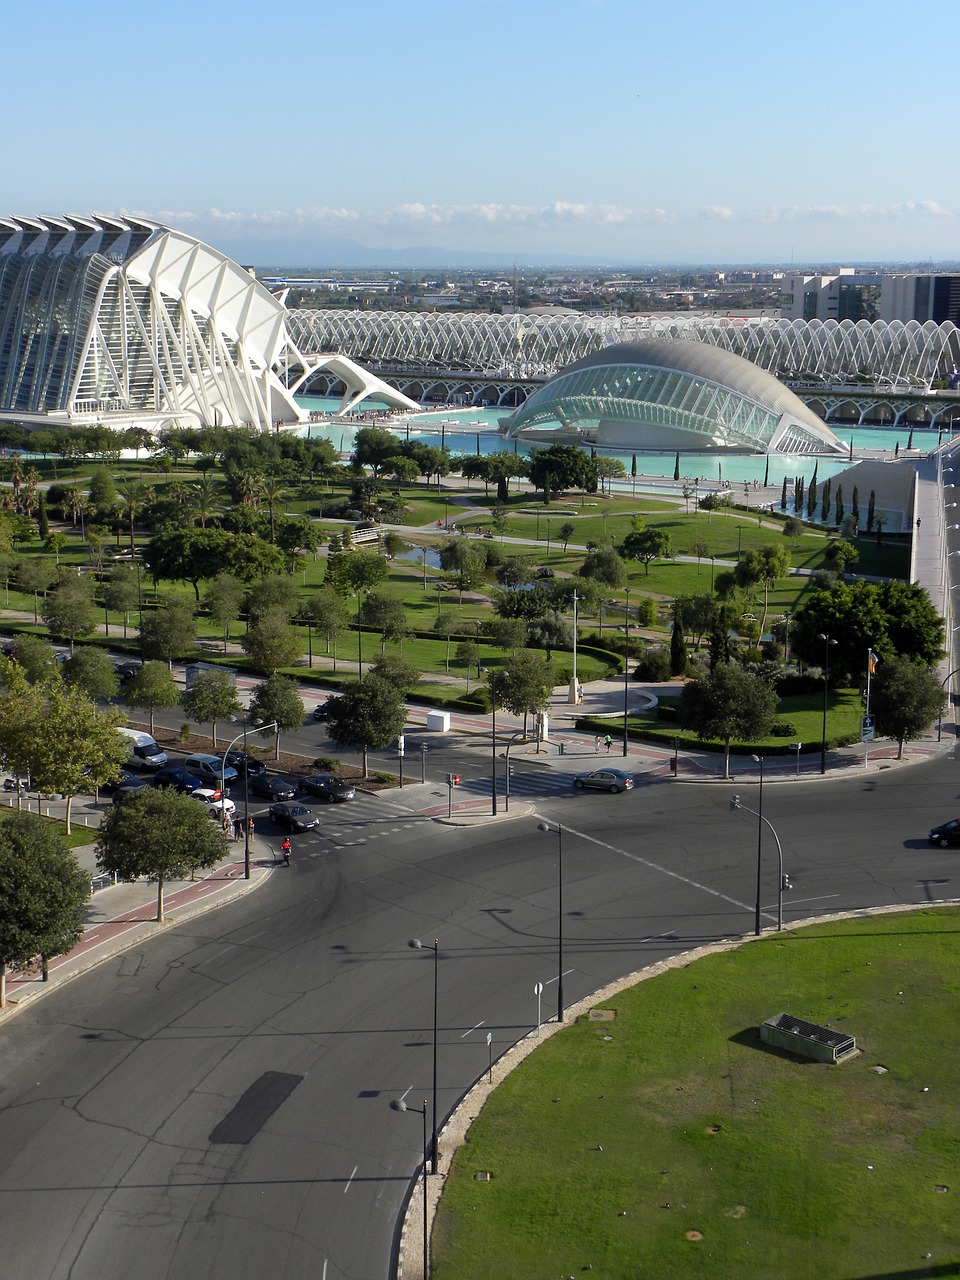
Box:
[867, 489, 876, 532]
[907, 427, 914, 450]
[674, 452, 681, 481]
[36, 491, 50, 540]
[852, 486, 860, 529]
[780, 477, 788, 510]
[670, 600, 688, 676]
[820, 477, 832, 523]
[834, 484, 844, 526]
[763, 455, 770, 487]
[807, 473, 818, 518]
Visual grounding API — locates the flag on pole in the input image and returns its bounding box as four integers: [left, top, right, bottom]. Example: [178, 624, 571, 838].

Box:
[868, 650, 879, 674]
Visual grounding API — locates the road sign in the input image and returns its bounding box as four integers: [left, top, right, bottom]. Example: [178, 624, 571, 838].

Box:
[860, 714, 875, 742]
[397, 735, 405, 757]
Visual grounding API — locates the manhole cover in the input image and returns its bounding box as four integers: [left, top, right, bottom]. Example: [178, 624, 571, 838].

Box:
[589, 1009, 616, 1021]
[685, 1230, 703, 1241]
[474, 1171, 493, 1181]
[935, 1185, 949, 1194]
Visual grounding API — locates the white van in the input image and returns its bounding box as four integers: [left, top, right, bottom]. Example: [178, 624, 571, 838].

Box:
[117, 727, 168, 770]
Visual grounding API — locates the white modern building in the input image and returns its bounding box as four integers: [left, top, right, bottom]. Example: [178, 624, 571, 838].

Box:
[0, 215, 416, 433]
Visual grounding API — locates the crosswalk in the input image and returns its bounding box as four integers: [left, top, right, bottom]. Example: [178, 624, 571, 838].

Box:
[453, 769, 579, 801]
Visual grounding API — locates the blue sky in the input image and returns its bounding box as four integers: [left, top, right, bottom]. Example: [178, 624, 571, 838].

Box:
[7, 0, 959, 266]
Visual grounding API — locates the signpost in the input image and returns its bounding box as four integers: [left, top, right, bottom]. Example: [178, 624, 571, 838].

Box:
[397, 734, 404, 789]
[534, 981, 543, 1036]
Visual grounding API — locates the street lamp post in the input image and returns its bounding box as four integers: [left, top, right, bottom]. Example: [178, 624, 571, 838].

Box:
[537, 821, 564, 1023]
[222, 719, 278, 879]
[752, 754, 763, 936]
[408, 938, 440, 1174]
[622, 585, 630, 758]
[729, 792, 786, 931]
[390, 1098, 429, 1274]
[818, 633, 838, 774]
[568, 590, 581, 704]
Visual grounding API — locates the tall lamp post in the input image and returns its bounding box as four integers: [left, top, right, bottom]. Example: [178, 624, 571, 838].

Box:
[751, 753, 764, 935]
[622, 585, 630, 758]
[391, 1098, 429, 1275]
[537, 821, 564, 1023]
[818, 633, 837, 774]
[729, 791, 787, 931]
[222, 718, 277, 879]
[409, 937, 440, 1174]
[568, 589, 581, 704]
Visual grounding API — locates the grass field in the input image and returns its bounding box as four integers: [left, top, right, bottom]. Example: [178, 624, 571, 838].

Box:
[432, 908, 960, 1279]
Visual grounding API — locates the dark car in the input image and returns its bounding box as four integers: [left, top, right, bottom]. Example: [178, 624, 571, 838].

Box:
[112, 775, 154, 803]
[248, 774, 299, 802]
[151, 767, 204, 795]
[573, 767, 635, 794]
[101, 769, 147, 795]
[312, 703, 329, 722]
[222, 751, 268, 778]
[929, 818, 960, 847]
[268, 801, 320, 833]
[300, 773, 356, 803]
[114, 660, 142, 684]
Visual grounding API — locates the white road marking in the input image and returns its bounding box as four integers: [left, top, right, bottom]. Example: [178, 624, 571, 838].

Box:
[344, 1164, 358, 1194]
[461, 1020, 485, 1039]
[543, 968, 576, 987]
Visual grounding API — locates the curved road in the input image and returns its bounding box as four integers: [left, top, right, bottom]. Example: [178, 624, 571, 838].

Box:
[0, 755, 957, 1279]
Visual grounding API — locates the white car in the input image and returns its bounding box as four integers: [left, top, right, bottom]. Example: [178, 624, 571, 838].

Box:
[191, 789, 237, 820]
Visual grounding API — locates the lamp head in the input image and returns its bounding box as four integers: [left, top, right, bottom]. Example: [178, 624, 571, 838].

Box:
[408, 938, 423, 950]
[390, 1099, 408, 1112]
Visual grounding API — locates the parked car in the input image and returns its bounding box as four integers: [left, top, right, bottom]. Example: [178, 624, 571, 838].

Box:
[300, 774, 356, 803]
[928, 818, 960, 847]
[191, 789, 237, 820]
[151, 767, 204, 795]
[268, 801, 320, 832]
[112, 776, 154, 803]
[100, 769, 147, 795]
[2, 774, 30, 792]
[183, 753, 238, 788]
[312, 703, 329, 721]
[573, 768, 635, 794]
[248, 774, 298, 801]
[222, 750, 267, 778]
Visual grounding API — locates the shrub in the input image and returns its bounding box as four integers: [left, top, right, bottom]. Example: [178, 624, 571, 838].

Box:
[313, 756, 339, 771]
[632, 648, 671, 681]
[657, 704, 679, 722]
[770, 720, 797, 737]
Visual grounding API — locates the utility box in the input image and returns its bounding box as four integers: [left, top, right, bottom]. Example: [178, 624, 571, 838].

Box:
[760, 1013, 857, 1063]
[426, 710, 451, 733]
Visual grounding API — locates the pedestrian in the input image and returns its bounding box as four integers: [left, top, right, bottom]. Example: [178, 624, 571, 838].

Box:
[604, 734, 612, 754]
[222, 815, 230, 838]
[281, 836, 292, 866]
[595, 735, 602, 753]
[247, 816, 255, 843]
[233, 816, 243, 842]
[916, 517, 922, 529]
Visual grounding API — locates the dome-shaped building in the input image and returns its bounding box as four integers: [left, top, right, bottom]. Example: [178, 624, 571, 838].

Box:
[505, 338, 846, 455]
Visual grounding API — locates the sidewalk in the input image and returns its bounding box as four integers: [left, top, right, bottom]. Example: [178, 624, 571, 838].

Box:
[0, 844, 276, 1020]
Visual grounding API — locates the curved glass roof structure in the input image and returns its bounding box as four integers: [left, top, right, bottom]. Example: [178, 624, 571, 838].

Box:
[505, 339, 846, 455]
[286, 308, 960, 389]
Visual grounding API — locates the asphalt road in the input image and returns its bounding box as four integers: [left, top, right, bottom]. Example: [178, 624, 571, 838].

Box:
[0, 752, 958, 1279]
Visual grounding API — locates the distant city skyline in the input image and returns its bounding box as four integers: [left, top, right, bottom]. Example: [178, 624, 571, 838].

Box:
[7, 0, 958, 267]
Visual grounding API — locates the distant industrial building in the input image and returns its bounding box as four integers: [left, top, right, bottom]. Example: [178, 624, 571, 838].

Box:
[781, 270, 960, 327]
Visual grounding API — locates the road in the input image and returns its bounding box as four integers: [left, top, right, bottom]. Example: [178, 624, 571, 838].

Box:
[0, 752, 957, 1279]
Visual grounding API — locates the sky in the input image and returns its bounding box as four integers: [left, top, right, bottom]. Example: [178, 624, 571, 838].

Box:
[6, 0, 960, 267]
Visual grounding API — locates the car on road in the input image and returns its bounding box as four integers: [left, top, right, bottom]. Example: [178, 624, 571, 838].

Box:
[300, 774, 356, 803]
[183, 753, 238, 788]
[312, 702, 329, 721]
[268, 801, 320, 832]
[191, 789, 237, 820]
[222, 750, 267, 778]
[248, 774, 299, 801]
[113, 660, 142, 684]
[928, 818, 960, 847]
[573, 767, 635, 794]
[151, 767, 204, 795]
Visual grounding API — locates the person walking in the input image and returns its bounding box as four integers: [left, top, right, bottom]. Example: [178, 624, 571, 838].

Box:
[247, 816, 255, 844]
[595, 735, 602, 754]
[604, 734, 612, 754]
[233, 816, 243, 842]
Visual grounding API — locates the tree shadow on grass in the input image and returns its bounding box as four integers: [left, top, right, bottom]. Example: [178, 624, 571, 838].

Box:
[728, 1026, 828, 1065]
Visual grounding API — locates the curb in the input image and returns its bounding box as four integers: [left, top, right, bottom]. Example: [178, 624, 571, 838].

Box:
[432, 802, 536, 827]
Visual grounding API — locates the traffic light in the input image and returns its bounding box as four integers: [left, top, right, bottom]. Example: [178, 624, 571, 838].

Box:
[781, 873, 793, 892]
[446, 773, 461, 787]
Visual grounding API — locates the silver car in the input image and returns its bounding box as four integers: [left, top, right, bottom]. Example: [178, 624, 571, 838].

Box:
[573, 768, 635, 794]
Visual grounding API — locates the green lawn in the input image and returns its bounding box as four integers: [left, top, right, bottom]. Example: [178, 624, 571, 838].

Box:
[432, 908, 960, 1279]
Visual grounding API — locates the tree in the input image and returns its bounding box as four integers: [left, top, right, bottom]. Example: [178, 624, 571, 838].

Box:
[361, 592, 410, 653]
[62, 646, 120, 702]
[325, 675, 406, 777]
[181, 670, 242, 749]
[42, 577, 98, 652]
[825, 540, 860, 575]
[139, 600, 197, 667]
[102, 564, 140, 638]
[124, 660, 180, 734]
[29, 685, 129, 832]
[143, 526, 230, 599]
[204, 571, 245, 652]
[242, 609, 305, 675]
[10, 634, 59, 685]
[558, 521, 576, 553]
[670, 600, 688, 676]
[245, 572, 300, 622]
[369, 654, 421, 694]
[679, 662, 777, 779]
[16, 556, 57, 624]
[526, 611, 572, 659]
[578, 546, 628, 588]
[871, 657, 946, 759]
[734, 545, 790, 633]
[248, 674, 306, 760]
[493, 649, 555, 730]
[0, 813, 90, 1004]
[782, 516, 804, 544]
[439, 539, 486, 601]
[455, 639, 481, 688]
[434, 610, 464, 671]
[866, 490, 876, 533]
[96, 788, 225, 922]
[301, 588, 351, 670]
[526, 444, 590, 500]
[620, 520, 672, 575]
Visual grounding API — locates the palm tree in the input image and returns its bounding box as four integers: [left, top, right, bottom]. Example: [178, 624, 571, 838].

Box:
[235, 470, 263, 509]
[117, 482, 154, 549]
[189, 476, 222, 529]
[259, 476, 286, 544]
